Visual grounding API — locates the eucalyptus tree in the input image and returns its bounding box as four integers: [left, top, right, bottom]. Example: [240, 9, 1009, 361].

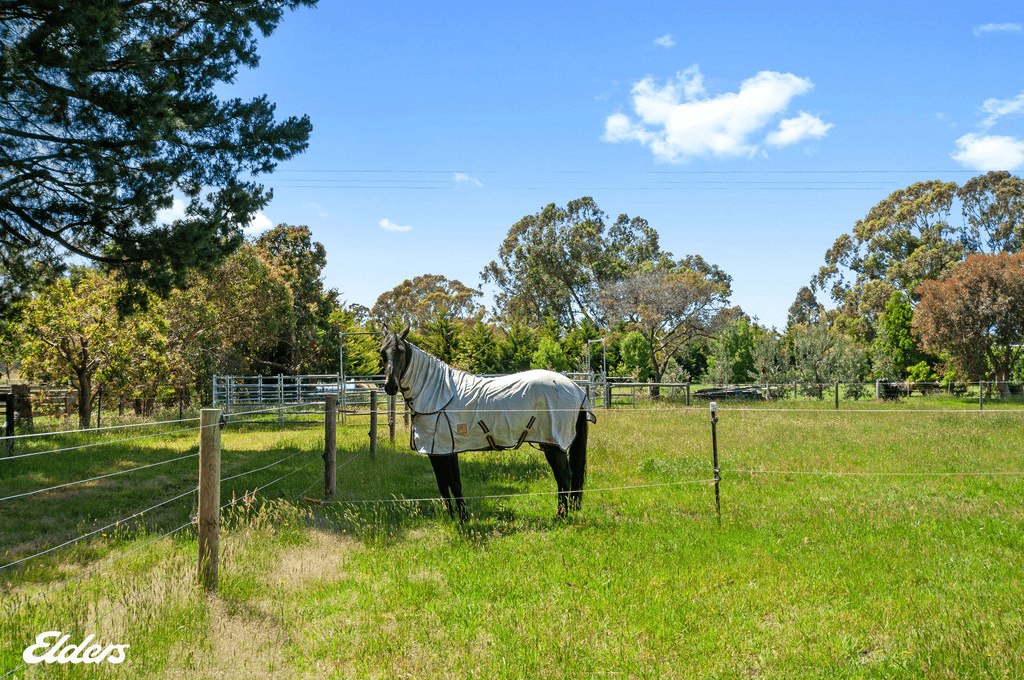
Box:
[958, 171, 1024, 253]
[811, 180, 963, 338]
[482, 197, 664, 327]
[811, 172, 1024, 339]
[599, 259, 734, 393]
[372, 274, 483, 333]
[0, 1, 315, 310]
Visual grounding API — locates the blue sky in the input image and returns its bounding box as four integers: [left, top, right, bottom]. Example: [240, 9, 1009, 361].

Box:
[199, 1, 1023, 330]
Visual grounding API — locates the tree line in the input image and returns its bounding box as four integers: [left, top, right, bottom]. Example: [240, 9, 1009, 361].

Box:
[5, 172, 1024, 430]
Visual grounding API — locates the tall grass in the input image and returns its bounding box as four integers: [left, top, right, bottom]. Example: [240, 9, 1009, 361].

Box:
[2, 406, 1023, 678]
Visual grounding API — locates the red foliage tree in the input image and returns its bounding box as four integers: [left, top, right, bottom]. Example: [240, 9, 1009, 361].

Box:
[914, 252, 1024, 396]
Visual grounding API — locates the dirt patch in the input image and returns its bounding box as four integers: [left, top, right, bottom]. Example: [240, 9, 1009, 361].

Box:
[168, 530, 356, 679]
[269, 529, 355, 593]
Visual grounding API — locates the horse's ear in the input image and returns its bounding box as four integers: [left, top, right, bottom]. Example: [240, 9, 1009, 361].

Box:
[399, 328, 410, 341]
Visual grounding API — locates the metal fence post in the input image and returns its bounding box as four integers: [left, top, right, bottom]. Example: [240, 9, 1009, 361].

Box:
[388, 394, 396, 444]
[198, 409, 222, 592]
[324, 395, 336, 499]
[369, 389, 378, 460]
[710, 401, 721, 527]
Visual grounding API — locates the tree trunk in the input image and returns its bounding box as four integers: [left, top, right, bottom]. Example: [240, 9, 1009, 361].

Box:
[995, 368, 1011, 399]
[77, 371, 93, 429]
[650, 365, 663, 399]
[647, 334, 663, 399]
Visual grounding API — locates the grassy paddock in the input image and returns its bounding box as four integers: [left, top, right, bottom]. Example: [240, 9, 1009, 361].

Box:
[2, 405, 1023, 678]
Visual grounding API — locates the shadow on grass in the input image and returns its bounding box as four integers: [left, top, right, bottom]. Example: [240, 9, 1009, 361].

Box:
[307, 444, 588, 547]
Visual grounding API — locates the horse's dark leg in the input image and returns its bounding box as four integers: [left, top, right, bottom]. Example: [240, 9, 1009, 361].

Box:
[543, 445, 572, 518]
[429, 454, 467, 522]
[568, 411, 588, 511]
[429, 454, 455, 519]
[446, 453, 468, 522]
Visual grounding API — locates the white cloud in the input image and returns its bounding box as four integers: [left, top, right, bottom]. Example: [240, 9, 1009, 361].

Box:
[678, 64, 705, 100]
[973, 22, 1022, 36]
[766, 111, 833, 146]
[654, 34, 675, 48]
[951, 133, 1024, 170]
[603, 65, 829, 162]
[453, 172, 482, 187]
[379, 218, 412, 232]
[305, 201, 328, 218]
[980, 92, 1024, 129]
[155, 198, 186, 223]
[245, 212, 273, 235]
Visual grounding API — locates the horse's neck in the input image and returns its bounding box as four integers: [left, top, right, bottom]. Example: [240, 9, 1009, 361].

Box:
[402, 345, 435, 396]
[402, 345, 462, 411]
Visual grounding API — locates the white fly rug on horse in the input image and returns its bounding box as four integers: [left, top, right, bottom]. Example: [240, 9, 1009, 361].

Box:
[399, 345, 597, 456]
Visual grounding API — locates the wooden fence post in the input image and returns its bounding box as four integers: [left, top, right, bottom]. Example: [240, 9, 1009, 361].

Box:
[198, 409, 221, 592]
[324, 395, 337, 499]
[11, 384, 32, 429]
[979, 381, 984, 411]
[2, 394, 13, 456]
[369, 389, 377, 460]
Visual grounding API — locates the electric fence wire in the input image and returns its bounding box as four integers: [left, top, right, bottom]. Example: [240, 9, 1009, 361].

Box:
[219, 402, 326, 418]
[0, 511, 201, 679]
[220, 455, 325, 511]
[0, 577, 159, 679]
[0, 450, 325, 675]
[0, 415, 202, 440]
[723, 468, 1024, 477]
[0, 429, 317, 571]
[0, 451, 200, 504]
[310, 477, 718, 506]
[0, 518, 195, 619]
[220, 448, 312, 485]
[2, 425, 203, 461]
[0, 486, 199, 573]
[292, 449, 367, 501]
[197, 404, 1024, 416]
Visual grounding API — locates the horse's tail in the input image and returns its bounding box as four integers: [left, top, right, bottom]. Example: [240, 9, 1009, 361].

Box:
[568, 409, 588, 511]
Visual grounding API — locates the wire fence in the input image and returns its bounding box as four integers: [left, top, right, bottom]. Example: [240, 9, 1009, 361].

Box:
[0, 404, 322, 645]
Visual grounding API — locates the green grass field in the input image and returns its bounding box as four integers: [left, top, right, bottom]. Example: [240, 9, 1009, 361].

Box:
[1, 401, 1023, 678]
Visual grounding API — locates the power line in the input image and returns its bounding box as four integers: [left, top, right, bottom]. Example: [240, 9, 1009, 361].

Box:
[271, 169, 981, 174]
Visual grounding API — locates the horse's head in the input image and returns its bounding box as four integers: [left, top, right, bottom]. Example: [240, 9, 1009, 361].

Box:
[380, 328, 411, 396]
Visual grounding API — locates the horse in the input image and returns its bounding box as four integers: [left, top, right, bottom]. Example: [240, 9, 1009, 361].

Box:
[380, 329, 596, 520]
